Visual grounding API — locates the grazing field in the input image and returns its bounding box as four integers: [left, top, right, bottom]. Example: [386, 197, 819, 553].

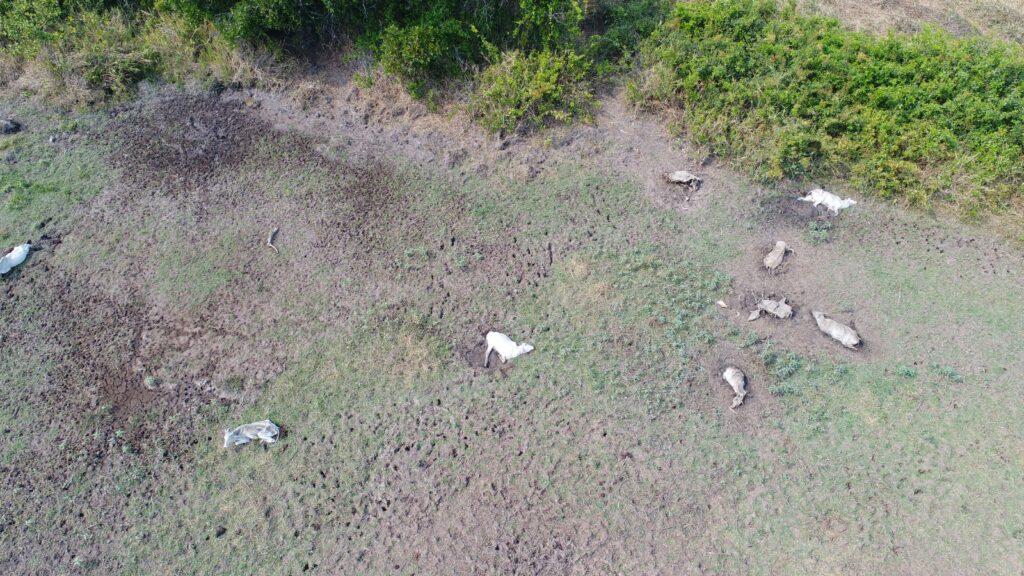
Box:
[2, 71, 1023, 574]
[802, 0, 1024, 44]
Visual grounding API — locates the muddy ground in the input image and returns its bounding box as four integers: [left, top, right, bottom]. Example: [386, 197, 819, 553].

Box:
[2, 61, 1023, 575]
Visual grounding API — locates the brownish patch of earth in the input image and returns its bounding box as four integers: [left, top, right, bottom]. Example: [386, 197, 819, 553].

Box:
[2, 63, 1022, 575]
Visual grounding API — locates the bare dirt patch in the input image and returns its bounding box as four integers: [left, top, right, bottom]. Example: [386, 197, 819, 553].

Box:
[108, 93, 265, 191]
[703, 341, 781, 423]
[719, 231, 883, 361]
[757, 193, 832, 228]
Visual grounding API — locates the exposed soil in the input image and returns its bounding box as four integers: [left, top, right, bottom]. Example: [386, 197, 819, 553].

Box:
[0, 79, 747, 573]
[3, 60, 1023, 575]
[704, 341, 784, 426]
[757, 193, 833, 228]
[108, 95, 264, 191]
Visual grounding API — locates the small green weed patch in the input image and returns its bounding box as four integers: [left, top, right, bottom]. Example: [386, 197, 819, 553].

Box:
[0, 107, 109, 243]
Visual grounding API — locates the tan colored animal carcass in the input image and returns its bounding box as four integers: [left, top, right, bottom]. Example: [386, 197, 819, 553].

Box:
[811, 310, 862, 349]
[223, 419, 280, 448]
[664, 170, 702, 191]
[763, 241, 792, 272]
[748, 297, 793, 321]
[722, 366, 748, 411]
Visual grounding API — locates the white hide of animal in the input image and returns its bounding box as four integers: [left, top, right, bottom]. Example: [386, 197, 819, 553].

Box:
[811, 311, 862, 349]
[484, 331, 534, 367]
[800, 188, 857, 213]
[0, 242, 30, 275]
[722, 366, 748, 410]
[763, 240, 792, 272]
[223, 419, 280, 448]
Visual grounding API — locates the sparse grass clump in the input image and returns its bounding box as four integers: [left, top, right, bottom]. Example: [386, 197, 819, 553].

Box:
[805, 219, 833, 245]
[895, 364, 917, 379]
[632, 0, 1024, 218]
[760, 341, 804, 381]
[930, 363, 964, 383]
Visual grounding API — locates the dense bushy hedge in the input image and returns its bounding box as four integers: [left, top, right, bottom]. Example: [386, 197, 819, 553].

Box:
[4, 0, 1023, 215]
[633, 0, 1024, 212]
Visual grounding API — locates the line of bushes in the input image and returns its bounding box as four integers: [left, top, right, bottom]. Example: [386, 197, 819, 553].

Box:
[631, 0, 1024, 216]
[3, 0, 1023, 218]
[1, 0, 672, 130]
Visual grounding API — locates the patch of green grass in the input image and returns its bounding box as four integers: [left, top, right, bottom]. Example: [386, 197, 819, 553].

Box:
[769, 382, 799, 396]
[633, 0, 1024, 217]
[352, 71, 374, 89]
[0, 107, 110, 244]
[740, 331, 761, 348]
[397, 246, 430, 271]
[895, 364, 918, 379]
[154, 231, 241, 308]
[805, 219, 833, 245]
[219, 376, 246, 395]
[759, 340, 804, 381]
[930, 363, 964, 383]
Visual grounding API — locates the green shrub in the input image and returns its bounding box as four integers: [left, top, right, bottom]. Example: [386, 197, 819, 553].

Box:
[586, 0, 673, 65]
[470, 49, 594, 134]
[633, 0, 1024, 215]
[379, 16, 482, 97]
[516, 0, 584, 50]
[220, 0, 317, 44]
[47, 10, 157, 100]
[0, 0, 66, 57]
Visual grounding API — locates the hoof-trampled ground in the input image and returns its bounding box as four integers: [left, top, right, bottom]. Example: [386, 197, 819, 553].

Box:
[1, 73, 1022, 575]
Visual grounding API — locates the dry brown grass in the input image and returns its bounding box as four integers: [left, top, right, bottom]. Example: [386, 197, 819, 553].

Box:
[799, 0, 1024, 44]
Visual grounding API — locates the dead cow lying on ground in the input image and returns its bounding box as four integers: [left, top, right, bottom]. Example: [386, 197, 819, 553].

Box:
[812, 311, 862, 349]
[484, 331, 534, 367]
[800, 188, 857, 213]
[763, 240, 792, 273]
[721, 367, 748, 411]
[664, 170, 702, 191]
[224, 419, 280, 448]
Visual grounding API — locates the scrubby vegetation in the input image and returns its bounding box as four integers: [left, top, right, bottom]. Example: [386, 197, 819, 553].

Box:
[2, 1, 601, 122]
[632, 0, 1024, 214]
[470, 49, 594, 134]
[3, 0, 1024, 217]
